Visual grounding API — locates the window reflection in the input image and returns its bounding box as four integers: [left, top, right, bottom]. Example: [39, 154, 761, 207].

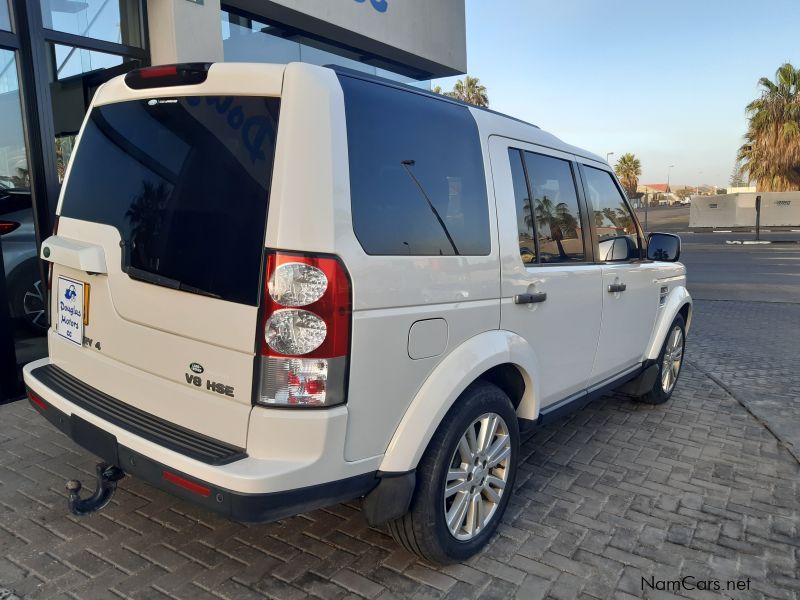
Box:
[0, 50, 28, 191]
[39, 0, 143, 47]
[523, 152, 585, 263]
[0, 0, 11, 32]
[509, 149, 536, 264]
[583, 166, 640, 261]
[221, 10, 431, 89]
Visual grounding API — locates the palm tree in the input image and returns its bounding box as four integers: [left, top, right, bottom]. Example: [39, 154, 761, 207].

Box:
[447, 76, 489, 107]
[534, 195, 577, 258]
[431, 85, 443, 95]
[614, 153, 641, 199]
[738, 62, 800, 191]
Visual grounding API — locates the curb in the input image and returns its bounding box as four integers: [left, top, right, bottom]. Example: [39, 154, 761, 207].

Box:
[726, 240, 800, 245]
[690, 362, 800, 465]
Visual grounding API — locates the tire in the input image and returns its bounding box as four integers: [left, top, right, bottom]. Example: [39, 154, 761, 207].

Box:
[387, 381, 519, 564]
[8, 260, 47, 334]
[636, 314, 686, 405]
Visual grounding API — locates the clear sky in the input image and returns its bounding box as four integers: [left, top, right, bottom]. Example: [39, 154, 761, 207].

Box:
[434, 0, 800, 188]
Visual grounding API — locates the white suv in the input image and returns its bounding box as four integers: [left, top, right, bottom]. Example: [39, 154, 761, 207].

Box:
[24, 62, 691, 564]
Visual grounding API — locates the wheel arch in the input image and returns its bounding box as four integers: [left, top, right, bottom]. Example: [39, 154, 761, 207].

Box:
[379, 329, 541, 473]
[645, 285, 692, 361]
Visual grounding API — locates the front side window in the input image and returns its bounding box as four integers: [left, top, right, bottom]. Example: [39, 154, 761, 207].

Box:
[60, 96, 280, 305]
[523, 152, 585, 263]
[583, 166, 640, 261]
[340, 75, 491, 256]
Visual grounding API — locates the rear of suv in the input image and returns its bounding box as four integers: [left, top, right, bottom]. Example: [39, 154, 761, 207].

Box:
[24, 62, 691, 563]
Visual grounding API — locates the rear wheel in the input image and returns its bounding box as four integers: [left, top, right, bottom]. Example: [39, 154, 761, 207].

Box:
[636, 314, 685, 405]
[387, 381, 519, 563]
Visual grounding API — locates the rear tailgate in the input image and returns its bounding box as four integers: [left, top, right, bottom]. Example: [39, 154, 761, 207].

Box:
[43, 64, 284, 448]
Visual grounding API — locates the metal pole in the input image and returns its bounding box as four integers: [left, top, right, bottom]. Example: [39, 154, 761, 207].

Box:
[755, 195, 762, 241]
[644, 192, 649, 231]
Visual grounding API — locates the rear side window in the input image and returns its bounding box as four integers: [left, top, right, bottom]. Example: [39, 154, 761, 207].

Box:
[339, 76, 490, 256]
[60, 96, 280, 305]
[508, 149, 537, 265]
[582, 166, 640, 261]
[523, 152, 586, 263]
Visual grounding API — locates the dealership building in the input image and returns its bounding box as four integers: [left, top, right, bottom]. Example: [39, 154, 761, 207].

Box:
[0, 0, 467, 400]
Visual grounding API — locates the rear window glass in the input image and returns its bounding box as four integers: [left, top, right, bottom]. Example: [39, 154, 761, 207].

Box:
[61, 96, 280, 305]
[339, 76, 490, 256]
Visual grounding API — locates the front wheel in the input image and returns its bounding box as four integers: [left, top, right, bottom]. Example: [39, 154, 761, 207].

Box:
[636, 314, 686, 405]
[387, 381, 519, 563]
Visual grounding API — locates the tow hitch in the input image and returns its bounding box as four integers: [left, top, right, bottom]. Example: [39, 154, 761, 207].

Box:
[66, 462, 125, 516]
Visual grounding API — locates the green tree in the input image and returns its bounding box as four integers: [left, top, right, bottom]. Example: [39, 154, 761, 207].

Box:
[614, 153, 642, 199]
[446, 75, 489, 107]
[431, 85, 443, 95]
[738, 62, 800, 191]
[729, 159, 747, 188]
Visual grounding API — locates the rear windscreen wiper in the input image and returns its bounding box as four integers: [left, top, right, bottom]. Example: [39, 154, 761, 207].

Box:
[127, 266, 222, 299]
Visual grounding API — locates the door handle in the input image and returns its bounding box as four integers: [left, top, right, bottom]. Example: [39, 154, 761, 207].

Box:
[608, 283, 627, 293]
[514, 292, 547, 304]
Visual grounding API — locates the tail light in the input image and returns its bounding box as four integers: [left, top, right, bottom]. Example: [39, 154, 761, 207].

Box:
[124, 63, 212, 90]
[0, 220, 20, 235]
[256, 252, 351, 408]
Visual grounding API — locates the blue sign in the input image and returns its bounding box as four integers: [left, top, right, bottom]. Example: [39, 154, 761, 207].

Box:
[354, 0, 388, 13]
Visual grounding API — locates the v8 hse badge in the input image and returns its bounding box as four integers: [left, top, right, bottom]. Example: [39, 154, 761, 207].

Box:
[184, 363, 235, 397]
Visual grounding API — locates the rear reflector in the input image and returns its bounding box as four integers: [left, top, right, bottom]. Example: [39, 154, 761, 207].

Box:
[162, 470, 211, 497]
[0, 220, 20, 235]
[28, 390, 47, 411]
[125, 63, 212, 90]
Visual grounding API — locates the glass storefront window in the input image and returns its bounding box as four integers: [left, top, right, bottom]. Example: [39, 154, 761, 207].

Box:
[1, 1, 11, 32]
[221, 10, 430, 89]
[40, 0, 143, 47]
[0, 50, 28, 190]
[50, 44, 134, 181]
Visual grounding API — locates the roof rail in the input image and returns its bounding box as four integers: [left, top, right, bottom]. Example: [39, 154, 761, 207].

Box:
[324, 65, 540, 130]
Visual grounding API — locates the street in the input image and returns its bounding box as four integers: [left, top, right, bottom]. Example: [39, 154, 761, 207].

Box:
[1, 228, 798, 599]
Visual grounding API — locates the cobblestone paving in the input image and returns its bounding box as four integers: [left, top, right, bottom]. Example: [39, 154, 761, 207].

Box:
[1, 353, 798, 599]
[688, 299, 800, 461]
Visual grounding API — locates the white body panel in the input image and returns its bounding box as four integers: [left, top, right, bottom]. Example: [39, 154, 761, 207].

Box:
[24, 62, 691, 500]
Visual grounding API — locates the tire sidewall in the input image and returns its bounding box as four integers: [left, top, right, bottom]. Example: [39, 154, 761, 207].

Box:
[652, 314, 686, 402]
[417, 383, 519, 562]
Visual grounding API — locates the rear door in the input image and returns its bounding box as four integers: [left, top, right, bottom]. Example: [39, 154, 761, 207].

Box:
[46, 69, 282, 447]
[491, 137, 603, 408]
[579, 163, 660, 383]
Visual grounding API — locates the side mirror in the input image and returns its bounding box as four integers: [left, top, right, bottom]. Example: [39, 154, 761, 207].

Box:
[647, 232, 681, 262]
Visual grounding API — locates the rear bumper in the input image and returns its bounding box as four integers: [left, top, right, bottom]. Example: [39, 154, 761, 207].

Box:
[23, 358, 380, 521]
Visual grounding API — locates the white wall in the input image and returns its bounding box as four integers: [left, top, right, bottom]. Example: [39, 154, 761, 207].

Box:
[147, 0, 224, 64]
[690, 193, 800, 228]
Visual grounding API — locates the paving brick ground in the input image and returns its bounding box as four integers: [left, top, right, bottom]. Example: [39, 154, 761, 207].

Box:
[1, 304, 799, 598]
[688, 299, 800, 462]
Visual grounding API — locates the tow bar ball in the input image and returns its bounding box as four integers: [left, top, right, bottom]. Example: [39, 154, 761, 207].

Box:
[66, 462, 126, 516]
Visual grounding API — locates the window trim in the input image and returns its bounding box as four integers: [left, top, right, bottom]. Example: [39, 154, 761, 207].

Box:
[577, 162, 647, 264]
[511, 147, 594, 267]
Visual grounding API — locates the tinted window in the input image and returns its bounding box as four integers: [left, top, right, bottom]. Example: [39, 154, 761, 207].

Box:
[583, 166, 640, 261]
[340, 76, 490, 255]
[523, 152, 585, 263]
[508, 149, 537, 264]
[61, 96, 280, 305]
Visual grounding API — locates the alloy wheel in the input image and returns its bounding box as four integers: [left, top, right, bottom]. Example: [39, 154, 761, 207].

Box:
[23, 279, 47, 331]
[661, 325, 684, 393]
[443, 412, 511, 541]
